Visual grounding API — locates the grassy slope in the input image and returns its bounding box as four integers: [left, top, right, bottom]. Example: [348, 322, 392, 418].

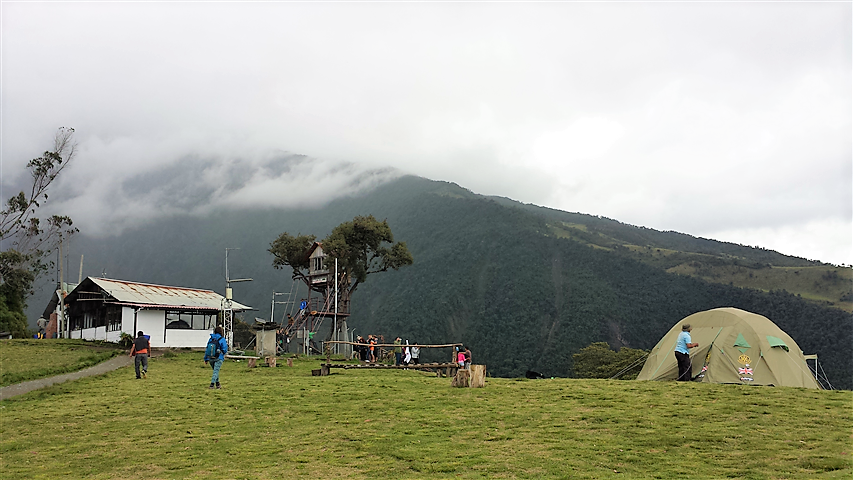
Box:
[1, 353, 850, 480]
[0, 339, 123, 386]
[549, 222, 853, 311]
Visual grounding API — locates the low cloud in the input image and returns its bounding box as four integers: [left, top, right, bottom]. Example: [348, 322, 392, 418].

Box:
[42, 141, 401, 236]
[1, 2, 849, 263]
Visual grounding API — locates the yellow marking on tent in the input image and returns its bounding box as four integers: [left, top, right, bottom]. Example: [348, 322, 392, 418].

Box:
[738, 354, 751, 365]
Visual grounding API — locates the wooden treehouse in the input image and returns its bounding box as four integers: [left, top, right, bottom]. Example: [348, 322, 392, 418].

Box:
[284, 243, 350, 355]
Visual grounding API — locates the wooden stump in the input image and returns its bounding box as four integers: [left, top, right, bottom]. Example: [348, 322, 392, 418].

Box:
[287, 358, 293, 367]
[321, 364, 330, 376]
[469, 364, 486, 388]
[451, 369, 470, 388]
[265, 356, 276, 368]
[247, 358, 257, 368]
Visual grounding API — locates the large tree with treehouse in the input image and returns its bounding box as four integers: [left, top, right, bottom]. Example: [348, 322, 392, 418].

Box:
[269, 215, 413, 353]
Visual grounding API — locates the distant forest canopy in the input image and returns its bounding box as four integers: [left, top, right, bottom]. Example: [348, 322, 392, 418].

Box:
[28, 175, 853, 389]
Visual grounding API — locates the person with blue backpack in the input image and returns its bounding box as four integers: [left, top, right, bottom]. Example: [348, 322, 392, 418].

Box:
[204, 326, 229, 389]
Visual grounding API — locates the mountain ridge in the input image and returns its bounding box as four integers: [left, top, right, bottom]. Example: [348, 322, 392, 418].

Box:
[27, 175, 852, 388]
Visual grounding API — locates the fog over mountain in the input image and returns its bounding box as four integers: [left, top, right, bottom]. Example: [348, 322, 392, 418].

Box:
[1, 2, 850, 264]
[56, 153, 401, 236]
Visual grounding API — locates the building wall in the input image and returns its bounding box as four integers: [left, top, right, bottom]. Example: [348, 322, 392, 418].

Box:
[135, 309, 212, 348]
[70, 326, 124, 343]
[135, 310, 165, 345]
[67, 306, 213, 348]
[162, 329, 212, 348]
[121, 307, 135, 336]
[79, 327, 107, 341]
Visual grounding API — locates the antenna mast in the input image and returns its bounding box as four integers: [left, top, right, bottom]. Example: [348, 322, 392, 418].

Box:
[223, 248, 252, 348]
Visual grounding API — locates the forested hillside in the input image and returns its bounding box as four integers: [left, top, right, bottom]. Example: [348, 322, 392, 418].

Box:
[30, 175, 852, 389]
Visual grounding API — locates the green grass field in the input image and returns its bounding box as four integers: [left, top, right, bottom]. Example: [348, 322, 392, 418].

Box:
[1, 351, 850, 479]
[0, 339, 123, 387]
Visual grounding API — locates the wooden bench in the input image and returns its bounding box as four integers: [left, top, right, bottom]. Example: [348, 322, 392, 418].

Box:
[322, 362, 460, 377]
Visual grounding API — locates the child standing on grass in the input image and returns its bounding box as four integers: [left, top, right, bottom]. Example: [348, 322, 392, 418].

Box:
[457, 347, 466, 369]
[204, 326, 229, 389]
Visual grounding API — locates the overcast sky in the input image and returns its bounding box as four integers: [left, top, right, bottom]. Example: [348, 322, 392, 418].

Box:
[2, 2, 850, 265]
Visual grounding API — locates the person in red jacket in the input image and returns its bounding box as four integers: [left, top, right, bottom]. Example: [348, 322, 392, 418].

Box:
[130, 331, 151, 379]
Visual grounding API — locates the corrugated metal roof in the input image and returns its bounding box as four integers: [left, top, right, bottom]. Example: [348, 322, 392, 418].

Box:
[87, 277, 251, 311]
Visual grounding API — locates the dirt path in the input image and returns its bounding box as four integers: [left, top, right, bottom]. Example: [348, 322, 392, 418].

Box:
[0, 353, 159, 400]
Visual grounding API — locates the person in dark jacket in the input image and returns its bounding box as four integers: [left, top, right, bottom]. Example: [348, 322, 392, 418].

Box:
[130, 331, 151, 379]
[356, 336, 367, 362]
[204, 326, 229, 389]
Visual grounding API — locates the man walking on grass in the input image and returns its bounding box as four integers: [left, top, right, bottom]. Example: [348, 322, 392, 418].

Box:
[204, 326, 229, 389]
[130, 331, 151, 379]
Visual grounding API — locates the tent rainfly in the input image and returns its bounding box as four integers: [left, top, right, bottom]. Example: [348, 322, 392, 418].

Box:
[636, 307, 820, 388]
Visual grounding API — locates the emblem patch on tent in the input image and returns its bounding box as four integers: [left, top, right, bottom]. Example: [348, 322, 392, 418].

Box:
[738, 354, 751, 365]
[738, 367, 753, 375]
[740, 377, 754, 382]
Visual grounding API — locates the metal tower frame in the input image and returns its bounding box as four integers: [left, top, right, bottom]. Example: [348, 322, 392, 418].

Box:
[223, 248, 252, 348]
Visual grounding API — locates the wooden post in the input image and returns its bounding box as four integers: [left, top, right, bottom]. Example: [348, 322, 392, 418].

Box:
[287, 358, 293, 367]
[451, 369, 470, 388]
[321, 364, 330, 376]
[247, 358, 257, 368]
[469, 364, 486, 388]
[265, 356, 277, 368]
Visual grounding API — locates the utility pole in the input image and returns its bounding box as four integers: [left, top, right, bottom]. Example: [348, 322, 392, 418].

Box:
[59, 236, 65, 339]
[333, 258, 338, 355]
[223, 248, 252, 348]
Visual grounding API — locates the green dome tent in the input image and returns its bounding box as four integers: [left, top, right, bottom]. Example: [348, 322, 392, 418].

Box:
[636, 308, 820, 388]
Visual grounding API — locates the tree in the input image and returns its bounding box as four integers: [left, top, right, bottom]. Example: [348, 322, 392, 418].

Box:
[0, 127, 78, 337]
[321, 215, 414, 296]
[269, 215, 413, 297]
[269, 233, 316, 275]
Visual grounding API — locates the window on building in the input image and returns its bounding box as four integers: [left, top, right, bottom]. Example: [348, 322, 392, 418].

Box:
[313, 256, 326, 272]
[165, 311, 216, 330]
[83, 312, 94, 329]
[106, 306, 122, 332]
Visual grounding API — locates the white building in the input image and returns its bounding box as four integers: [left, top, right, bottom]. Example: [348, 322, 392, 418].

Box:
[62, 277, 250, 348]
